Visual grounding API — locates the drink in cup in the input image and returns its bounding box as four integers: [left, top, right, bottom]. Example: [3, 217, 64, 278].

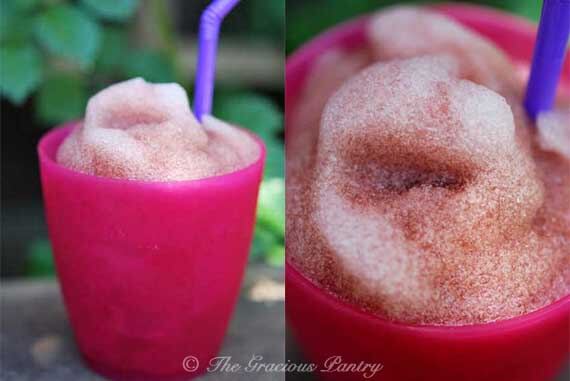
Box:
[286, 5, 569, 381]
[38, 78, 265, 380]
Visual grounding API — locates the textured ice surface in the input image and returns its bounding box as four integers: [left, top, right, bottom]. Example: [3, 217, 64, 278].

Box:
[367, 6, 518, 96]
[537, 108, 570, 161]
[57, 78, 259, 181]
[288, 55, 570, 325]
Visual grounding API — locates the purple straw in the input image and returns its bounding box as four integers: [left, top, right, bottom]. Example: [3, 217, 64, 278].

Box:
[524, 0, 570, 121]
[193, 0, 240, 121]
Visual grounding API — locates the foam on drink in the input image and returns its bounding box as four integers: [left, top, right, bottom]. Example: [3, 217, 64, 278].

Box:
[537, 108, 570, 161]
[288, 50, 372, 164]
[367, 6, 518, 96]
[57, 78, 259, 181]
[288, 50, 373, 219]
[288, 51, 569, 324]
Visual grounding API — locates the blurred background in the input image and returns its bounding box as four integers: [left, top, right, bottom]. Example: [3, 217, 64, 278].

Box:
[1, 0, 285, 280]
[287, 0, 541, 54]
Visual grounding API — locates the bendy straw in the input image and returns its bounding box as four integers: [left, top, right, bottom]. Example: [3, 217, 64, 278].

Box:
[193, 0, 240, 121]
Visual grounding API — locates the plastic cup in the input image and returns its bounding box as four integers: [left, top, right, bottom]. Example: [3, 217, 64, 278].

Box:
[285, 4, 570, 381]
[38, 123, 265, 381]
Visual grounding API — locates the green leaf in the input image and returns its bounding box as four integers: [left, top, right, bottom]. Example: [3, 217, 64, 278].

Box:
[26, 239, 55, 277]
[123, 50, 176, 83]
[80, 0, 139, 21]
[214, 92, 283, 142]
[36, 73, 88, 124]
[513, 1, 542, 22]
[34, 5, 101, 67]
[265, 245, 285, 267]
[251, 179, 285, 263]
[0, 44, 43, 104]
[14, 0, 41, 11]
[264, 138, 284, 179]
[251, 225, 279, 260]
[256, 178, 285, 237]
[249, 0, 285, 42]
[0, 3, 34, 44]
[95, 27, 129, 74]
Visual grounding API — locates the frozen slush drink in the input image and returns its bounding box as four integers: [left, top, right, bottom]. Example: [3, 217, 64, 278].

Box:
[39, 78, 265, 380]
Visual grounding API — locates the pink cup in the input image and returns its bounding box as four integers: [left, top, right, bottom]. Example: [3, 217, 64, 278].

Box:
[285, 4, 570, 381]
[38, 123, 265, 381]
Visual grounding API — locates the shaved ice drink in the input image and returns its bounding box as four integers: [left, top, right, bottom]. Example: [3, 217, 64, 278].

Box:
[292, 55, 568, 325]
[38, 78, 264, 380]
[57, 78, 259, 181]
[286, 5, 569, 381]
[289, 6, 569, 326]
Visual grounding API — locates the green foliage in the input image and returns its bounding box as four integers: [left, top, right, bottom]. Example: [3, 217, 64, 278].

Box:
[0, 43, 43, 104]
[266, 245, 285, 267]
[0, 0, 176, 122]
[257, 178, 285, 235]
[13, 0, 41, 12]
[249, 0, 285, 42]
[513, 1, 542, 21]
[457, 0, 540, 21]
[36, 73, 87, 124]
[80, 0, 139, 22]
[263, 139, 285, 180]
[251, 179, 285, 267]
[485, 0, 541, 21]
[95, 27, 129, 74]
[0, 3, 34, 44]
[124, 49, 177, 83]
[215, 92, 282, 141]
[26, 239, 55, 277]
[251, 224, 280, 261]
[34, 5, 102, 67]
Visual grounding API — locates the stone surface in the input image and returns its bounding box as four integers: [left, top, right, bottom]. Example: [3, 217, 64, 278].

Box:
[0, 265, 284, 381]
